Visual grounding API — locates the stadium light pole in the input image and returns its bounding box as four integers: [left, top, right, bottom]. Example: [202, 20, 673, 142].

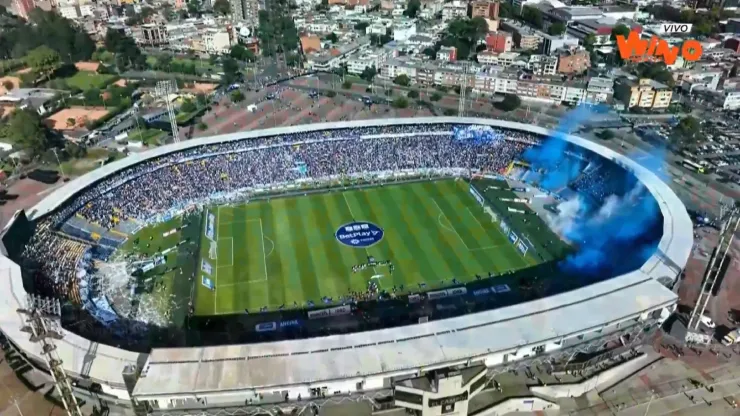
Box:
[51, 148, 66, 179]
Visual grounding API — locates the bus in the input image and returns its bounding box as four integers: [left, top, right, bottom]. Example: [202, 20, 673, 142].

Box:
[682, 159, 707, 174]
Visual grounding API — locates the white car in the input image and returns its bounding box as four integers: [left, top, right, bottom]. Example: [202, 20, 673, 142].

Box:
[700, 315, 716, 329]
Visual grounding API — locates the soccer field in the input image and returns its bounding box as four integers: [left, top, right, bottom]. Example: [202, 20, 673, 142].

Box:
[194, 179, 537, 316]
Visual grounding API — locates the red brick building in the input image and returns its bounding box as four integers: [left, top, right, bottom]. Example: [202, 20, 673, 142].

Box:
[485, 32, 512, 53]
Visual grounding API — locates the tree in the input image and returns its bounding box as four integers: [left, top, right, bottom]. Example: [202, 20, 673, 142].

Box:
[180, 99, 197, 113]
[611, 24, 630, 42]
[354, 22, 369, 32]
[231, 90, 245, 103]
[3, 109, 52, 156]
[548, 22, 566, 36]
[495, 94, 521, 111]
[521, 6, 544, 29]
[360, 66, 377, 82]
[326, 90, 336, 97]
[583, 33, 596, 51]
[407, 90, 419, 99]
[326, 32, 339, 43]
[196, 93, 208, 107]
[83, 88, 101, 103]
[0, 10, 95, 62]
[342, 80, 352, 89]
[370, 34, 392, 46]
[405, 0, 421, 18]
[443, 109, 456, 116]
[393, 74, 411, 87]
[26, 46, 60, 81]
[422, 47, 436, 59]
[213, 0, 231, 16]
[674, 116, 701, 144]
[230, 44, 256, 62]
[392, 97, 409, 108]
[597, 130, 615, 140]
[198, 121, 208, 130]
[430, 92, 442, 101]
[257, 1, 300, 57]
[105, 31, 145, 70]
[221, 57, 240, 84]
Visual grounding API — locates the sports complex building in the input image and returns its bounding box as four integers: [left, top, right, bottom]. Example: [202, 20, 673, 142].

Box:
[0, 117, 692, 416]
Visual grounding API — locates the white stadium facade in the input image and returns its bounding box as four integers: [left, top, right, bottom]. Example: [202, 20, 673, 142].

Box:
[0, 118, 692, 416]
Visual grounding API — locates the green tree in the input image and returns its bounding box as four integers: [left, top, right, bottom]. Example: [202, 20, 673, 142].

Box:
[495, 94, 521, 111]
[180, 99, 197, 113]
[392, 97, 409, 108]
[611, 24, 631, 42]
[354, 22, 369, 32]
[221, 57, 240, 84]
[230, 44, 256, 62]
[231, 90, 245, 103]
[583, 33, 596, 51]
[83, 88, 100, 102]
[26, 46, 60, 81]
[597, 130, 615, 140]
[673, 116, 701, 145]
[196, 93, 208, 106]
[326, 32, 339, 43]
[198, 121, 208, 130]
[3, 109, 52, 156]
[212, 0, 231, 15]
[326, 90, 336, 98]
[443, 109, 456, 116]
[422, 47, 436, 59]
[405, 0, 421, 18]
[342, 80, 352, 89]
[257, 2, 300, 57]
[407, 90, 419, 99]
[521, 7, 543, 29]
[430, 92, 442, 101]
[393, 74, 411, 86]
[548, 22, 566, 36]
[360, 66, 377, 82]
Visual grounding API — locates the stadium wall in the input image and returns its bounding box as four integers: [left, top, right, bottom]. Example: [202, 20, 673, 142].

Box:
[0, 118, 693, 406]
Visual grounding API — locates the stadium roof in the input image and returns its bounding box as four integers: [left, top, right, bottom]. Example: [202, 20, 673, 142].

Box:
[0, 118, 692, 398]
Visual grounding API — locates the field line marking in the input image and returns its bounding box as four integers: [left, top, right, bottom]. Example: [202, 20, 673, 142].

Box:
[431, 199, 470, 250]
[213, 209, 218, 315]
[218, 218, 262, 226]
[259, 218, 269, 282]
[466, 207, 487, 230]
[216, 237, 234, 267]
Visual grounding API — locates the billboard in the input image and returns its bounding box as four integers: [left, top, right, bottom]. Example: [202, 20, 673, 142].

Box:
[205, 212, 216, 240]
[500, 220, 510, 235]
[469, 185, 485, 207]
[308, 305, 351, 320]
[516, 240, 528, 256]
[508, 231, 518, 244]
[202, 276, 215, 290]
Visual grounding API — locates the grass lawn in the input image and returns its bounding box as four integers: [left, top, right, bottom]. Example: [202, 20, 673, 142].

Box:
[59, 147, 125, 177]
[146, 55, 220, 75]
[64, 71, 116, 90]
[128, 128, 167, 146]
[192, 179, 539, 316]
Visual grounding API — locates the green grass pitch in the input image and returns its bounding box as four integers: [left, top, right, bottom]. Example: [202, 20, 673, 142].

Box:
[193, 179, 539, 316]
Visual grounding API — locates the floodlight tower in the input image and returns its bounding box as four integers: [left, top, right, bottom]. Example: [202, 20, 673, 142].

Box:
[18, 295, 83, 416]
[687, 207, 740, 342]
[458, 62, 468, 117]
[157, 80, 180, 143]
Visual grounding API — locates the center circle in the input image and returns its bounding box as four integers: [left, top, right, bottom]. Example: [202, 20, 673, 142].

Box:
[335, 221, 384, 248]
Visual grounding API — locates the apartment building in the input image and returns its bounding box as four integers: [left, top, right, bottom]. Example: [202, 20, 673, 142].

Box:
[485, 32, 513, 53]
[556, 48, 590, 74]
[723, 90, 740, 110]
[615, 78, 672, 110]
[393, 21, 417, 42]
[134, 24, 169, 46]
[501, 20, 542, 51]
[348, 50, 390, 75]
[471, 1, 499, 19]
[527, 55, 557, 75]
[230, 0, 259, 22]
[442, 1, 468, 21]
[436, 46, 457, 62]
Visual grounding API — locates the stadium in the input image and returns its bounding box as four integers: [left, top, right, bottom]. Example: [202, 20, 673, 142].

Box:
[0, 117, 692, 415]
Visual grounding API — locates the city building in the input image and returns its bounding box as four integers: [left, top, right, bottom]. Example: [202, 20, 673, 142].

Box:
[501, 20, 543, 51]
[393, 21, 417, 42]
[442, 1, 468, 21]
[722, 89, 740, 110]
[527, 55, 558, 75]
[230, 0, 259, 22]
[204, 28, 232, 54]
[540, 32, 580, 55]
[566, 19, 617, 47]
[11, 0, 34, 20]
[585, 77, 614, 104]
[485, 31, 513, 53]
[470, 0, 499, 19]
[614, 77, 673, 110]
[134, 24, 169, 46]
[395, 367, 488, 415]
[436, 46, 457, 62]
[556, 48, 590, 74]
[300, 35, 322, 54]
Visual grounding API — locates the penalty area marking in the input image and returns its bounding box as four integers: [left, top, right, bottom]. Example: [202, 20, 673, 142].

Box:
[217, 237, 234, 267]
[432, 199, 471, 250]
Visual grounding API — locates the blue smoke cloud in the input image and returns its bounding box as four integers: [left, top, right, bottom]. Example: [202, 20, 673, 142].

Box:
[524, 104, 663, 278]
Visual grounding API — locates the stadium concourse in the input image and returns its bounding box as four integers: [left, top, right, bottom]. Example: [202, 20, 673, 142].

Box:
[0, 118, 693, 415]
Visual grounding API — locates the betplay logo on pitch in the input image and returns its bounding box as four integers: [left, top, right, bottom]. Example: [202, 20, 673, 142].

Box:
[616, 26, 702, 65]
